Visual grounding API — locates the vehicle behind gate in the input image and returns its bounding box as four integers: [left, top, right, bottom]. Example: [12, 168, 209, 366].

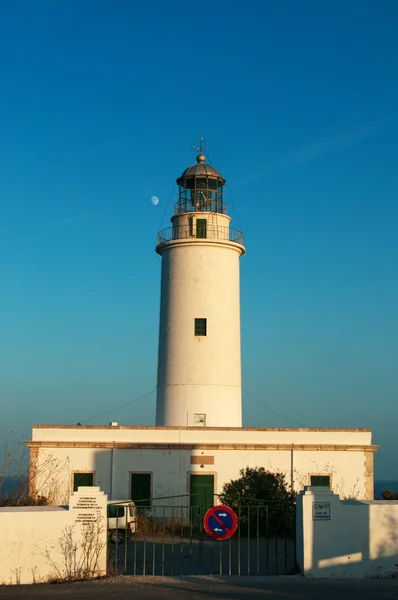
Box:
[107, 500, 137, 544]
[107, 494, 296, 576]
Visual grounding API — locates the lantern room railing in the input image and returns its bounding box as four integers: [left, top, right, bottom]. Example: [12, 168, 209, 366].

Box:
[157, 224, 244, 246]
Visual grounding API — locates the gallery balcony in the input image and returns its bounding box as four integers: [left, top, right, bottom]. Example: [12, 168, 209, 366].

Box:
[157, 224, 244, 247]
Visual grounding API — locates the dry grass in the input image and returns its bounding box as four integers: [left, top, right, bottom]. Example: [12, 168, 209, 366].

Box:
[135, 512, 193, 537]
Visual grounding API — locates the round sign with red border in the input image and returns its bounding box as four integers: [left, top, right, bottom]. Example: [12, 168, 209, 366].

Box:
[203, 505, 238, 540]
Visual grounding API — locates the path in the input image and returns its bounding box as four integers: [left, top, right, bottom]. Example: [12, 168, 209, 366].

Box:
[0, 575, 397, 599]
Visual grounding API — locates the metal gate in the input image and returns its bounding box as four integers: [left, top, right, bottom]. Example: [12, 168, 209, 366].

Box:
[107, 494, 296, 576]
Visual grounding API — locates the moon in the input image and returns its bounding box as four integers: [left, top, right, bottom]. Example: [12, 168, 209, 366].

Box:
[151, 196, 159, 206]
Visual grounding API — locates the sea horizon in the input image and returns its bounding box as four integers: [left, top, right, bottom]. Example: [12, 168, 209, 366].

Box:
[374, 479, 398, 499]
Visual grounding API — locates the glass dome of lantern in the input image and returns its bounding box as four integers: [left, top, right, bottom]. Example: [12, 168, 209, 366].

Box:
[175, 142, 227, 215]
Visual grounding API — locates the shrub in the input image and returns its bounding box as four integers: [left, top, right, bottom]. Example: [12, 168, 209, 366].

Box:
[381, 489, 398, 500]
[219, 467, 295, 537]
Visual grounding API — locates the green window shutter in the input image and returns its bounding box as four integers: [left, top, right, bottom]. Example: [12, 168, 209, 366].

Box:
[131, 473, 152, 507]
[194, 318, 207, 336]
[73, 472, 94, 492]
[310, 475, 331, 487]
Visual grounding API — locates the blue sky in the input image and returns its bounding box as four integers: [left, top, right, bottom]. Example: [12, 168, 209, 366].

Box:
[0, 1, 397, 478]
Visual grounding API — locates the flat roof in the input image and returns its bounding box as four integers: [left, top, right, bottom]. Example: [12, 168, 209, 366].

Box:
[32, 425, 372, 432]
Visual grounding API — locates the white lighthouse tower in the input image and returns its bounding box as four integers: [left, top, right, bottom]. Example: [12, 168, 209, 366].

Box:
[155, 142, 245, 427]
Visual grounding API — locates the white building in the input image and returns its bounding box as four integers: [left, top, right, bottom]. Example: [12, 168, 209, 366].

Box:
[28, 424, 377, 506]
[27, 145, 378, 507]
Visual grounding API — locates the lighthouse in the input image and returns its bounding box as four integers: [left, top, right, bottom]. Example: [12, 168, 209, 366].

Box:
[155, 143, 246, 427]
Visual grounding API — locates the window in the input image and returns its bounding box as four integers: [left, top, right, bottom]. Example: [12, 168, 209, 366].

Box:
[108, 505, 125, 519]
[196, 219, 207, 238]
[194, 318, 207, 336]
[73, 472, 94, 492]
[310, 475, 331, 487]
[193, 413, 206, 426]
[130, 473, 152, 508]
[196, 178, 206, 190]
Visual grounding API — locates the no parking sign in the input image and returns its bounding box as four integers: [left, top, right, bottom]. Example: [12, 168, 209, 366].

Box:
[203, 505, 238, 541]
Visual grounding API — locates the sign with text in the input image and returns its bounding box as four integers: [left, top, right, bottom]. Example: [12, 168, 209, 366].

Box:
[69, 486, 106, 530]
[312, 501, 331, 521]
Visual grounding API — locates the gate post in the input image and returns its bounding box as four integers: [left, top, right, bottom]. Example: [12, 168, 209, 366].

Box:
[296, 486, 339, 577]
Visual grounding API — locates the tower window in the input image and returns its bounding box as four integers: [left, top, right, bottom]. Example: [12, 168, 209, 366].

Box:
[195, 318, 207, 336]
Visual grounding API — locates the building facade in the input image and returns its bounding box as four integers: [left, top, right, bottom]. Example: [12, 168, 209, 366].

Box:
[28, 425, 377, 505]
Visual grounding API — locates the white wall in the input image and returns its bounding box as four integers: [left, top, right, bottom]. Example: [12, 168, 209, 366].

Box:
[31, 425, 373, 446]
[0, 487, 107, 585]
[33, 445, 368, 506]
[170, 211, 231, 232]
[296, 487, 398, 578]
[156, 242, 244, 428]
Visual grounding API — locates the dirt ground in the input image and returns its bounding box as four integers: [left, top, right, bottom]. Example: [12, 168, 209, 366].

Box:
[111, 536, 295, 575]
[0, 575, 397, 600]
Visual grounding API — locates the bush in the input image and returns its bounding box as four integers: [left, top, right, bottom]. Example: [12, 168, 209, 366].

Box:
[381, 489, 398, 500]
[219, 467, 295, 538]
[0, 493, 48, 507]
[135, 512, 184, 536]
[1, 438, 70, 506]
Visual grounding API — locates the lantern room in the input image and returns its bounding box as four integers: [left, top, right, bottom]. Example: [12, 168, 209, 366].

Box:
[175, 152, 227, 215]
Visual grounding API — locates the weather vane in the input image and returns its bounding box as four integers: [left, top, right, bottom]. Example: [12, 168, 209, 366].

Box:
[193, 136, 207, 156]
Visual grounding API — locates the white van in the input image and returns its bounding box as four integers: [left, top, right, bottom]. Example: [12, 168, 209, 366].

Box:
[107, 500, 137, 544]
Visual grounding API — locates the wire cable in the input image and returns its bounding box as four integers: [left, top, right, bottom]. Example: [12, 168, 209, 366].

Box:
[225, 182, 243, 232]
[206, 153, 244, 233]
[158, 182, 176, 232]
[78, 387, 305, 428]
[242, 388, 306, 427]
[79, 389, 157, 425]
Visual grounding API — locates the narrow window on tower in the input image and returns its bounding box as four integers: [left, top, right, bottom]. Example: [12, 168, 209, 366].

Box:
[194, 318, 207, 336]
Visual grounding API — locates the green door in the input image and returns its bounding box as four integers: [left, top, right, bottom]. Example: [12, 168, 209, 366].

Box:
[130, 473, 151, 507]
[190, 474, 214, 525]
[196, 219, 207, 238]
